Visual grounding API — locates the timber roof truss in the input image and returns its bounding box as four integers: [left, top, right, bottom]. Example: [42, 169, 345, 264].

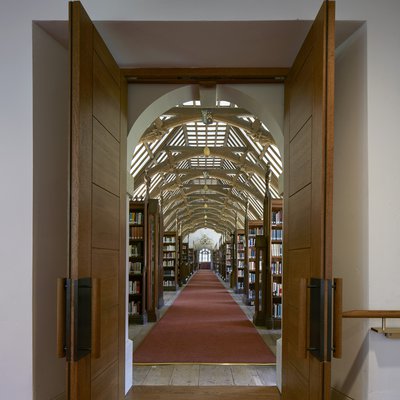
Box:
[130, 101, 283, 234]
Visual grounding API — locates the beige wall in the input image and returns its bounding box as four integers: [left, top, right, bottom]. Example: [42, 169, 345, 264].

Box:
[332, 24, 369, 400]
[32, 24, 68, 399]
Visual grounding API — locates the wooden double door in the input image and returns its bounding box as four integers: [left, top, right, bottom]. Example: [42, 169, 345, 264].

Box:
[66, 1, 335, 399]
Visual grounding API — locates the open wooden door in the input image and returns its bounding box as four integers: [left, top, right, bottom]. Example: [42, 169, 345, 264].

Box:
[282, 1, 335, 399]
[68, 2, 127, 399]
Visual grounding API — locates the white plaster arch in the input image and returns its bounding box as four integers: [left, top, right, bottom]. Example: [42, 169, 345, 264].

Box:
[127, 83, 285, 170]
[217, 84, 284, 151]
[127, 84, 199, 169]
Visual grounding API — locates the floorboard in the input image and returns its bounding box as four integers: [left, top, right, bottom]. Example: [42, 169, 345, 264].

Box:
[126, 385, 281, 400]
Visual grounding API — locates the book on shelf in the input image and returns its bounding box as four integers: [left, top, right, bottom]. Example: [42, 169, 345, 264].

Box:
[129, 242, 142, 257]
[273, 303, 282, 318]
[271, 229, 283, 241]
[249, 227, 263, 235]
[272, 282, 283, 297]
[271, 243, 283, 257]
[129, 211, 144, 225]
[129, 280, 141, 295]
[129, 261, 142, 274]
[163, 252, 176, 259]
[271, 261, 283, 275]
[272, 210, 283, 225]
[128, 300, 141, 315]
[130, 226, 144, 240]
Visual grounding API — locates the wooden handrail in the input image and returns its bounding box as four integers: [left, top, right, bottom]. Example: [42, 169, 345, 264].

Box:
[342, 309, 400, 339]
[342, 310, 400, 318]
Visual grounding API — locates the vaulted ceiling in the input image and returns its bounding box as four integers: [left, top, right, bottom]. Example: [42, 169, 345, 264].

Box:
[130, 100, 283, 237]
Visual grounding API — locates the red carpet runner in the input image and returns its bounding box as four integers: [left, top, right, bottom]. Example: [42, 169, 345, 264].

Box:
[134, 270, 276, 364]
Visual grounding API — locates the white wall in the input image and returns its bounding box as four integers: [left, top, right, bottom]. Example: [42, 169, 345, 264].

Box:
[32, 24, 69, 400]
[332, 24, 369, 400]
[2, 1, 400, 399]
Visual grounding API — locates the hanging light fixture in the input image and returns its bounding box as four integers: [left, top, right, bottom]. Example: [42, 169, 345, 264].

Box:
[203, 146, 211, 157]
[201, 109, 213, 125]
[204, 202, 208, 208]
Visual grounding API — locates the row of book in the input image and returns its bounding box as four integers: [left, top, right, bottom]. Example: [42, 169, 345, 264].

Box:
[129, 243, 142, 257]
[238, 260, 245, 268]
[164, 270, 175, 277]
[237, 282, 244, 290]
[271, 243, 283, 257]
[128, 300, 141, 315]
[249, 274, 256, 283]
[237, 270, 244, 277]
[163, 245, 175, 251]
[272, 228, 283, 241]
[249, 227, 263, 235]
[248, 237, 257, 247]
[272, 210, 283, 225]
[163, 237, 175, 243]
[238, 253, 245, 260]
[129, 280, 141, 294]
[129, 211, 144, 225]
[249, 248, 256, 258]
[163, 252, 176, 259]
[163, 280, 176, 287]
[273, 282, 283, 297]
[130, 261, 142, 274]
[130, 226, 144, 240]
[271, 261, 283, 275]
[273, 303, 282, 318]
[237, 243, 246, 251]
[163, 260, 175, 267]
[248, 261, 256, 271]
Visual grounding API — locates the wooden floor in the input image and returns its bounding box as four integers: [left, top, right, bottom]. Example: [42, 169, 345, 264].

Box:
[134, 364, 276, 386]
[126, 385, 281, 400]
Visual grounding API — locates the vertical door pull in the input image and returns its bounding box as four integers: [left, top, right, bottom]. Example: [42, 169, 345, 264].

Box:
[92, 278, 101, 359]
[333, 278, 343, 358]
[56, 278, 67, 358]
[298, 278, 307, 358]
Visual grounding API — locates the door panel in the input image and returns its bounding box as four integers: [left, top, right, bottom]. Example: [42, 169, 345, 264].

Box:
[282, 1, 335, 399]
[69, 1, 126, 399]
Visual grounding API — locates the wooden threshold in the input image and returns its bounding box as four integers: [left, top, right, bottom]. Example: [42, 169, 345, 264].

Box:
[126, 385, 281, 400]
[122, 68, 289, 84]
[133, 362, 276, 366]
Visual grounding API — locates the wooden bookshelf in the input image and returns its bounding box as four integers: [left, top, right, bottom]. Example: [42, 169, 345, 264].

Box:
[235, 229, 246, 294]
[146, 199, 162, 322]
[188, 247, 194, 275]
[128, 201, 147, 324]
[243, 220, 263, 306]
[180, 241, 190, 284]
[222, 240, 232, 282]
[213, 248, 221, 275]
[230, 232, 236, 289]
[163, 231, 178, 291]
[268, 199, 283, 328]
